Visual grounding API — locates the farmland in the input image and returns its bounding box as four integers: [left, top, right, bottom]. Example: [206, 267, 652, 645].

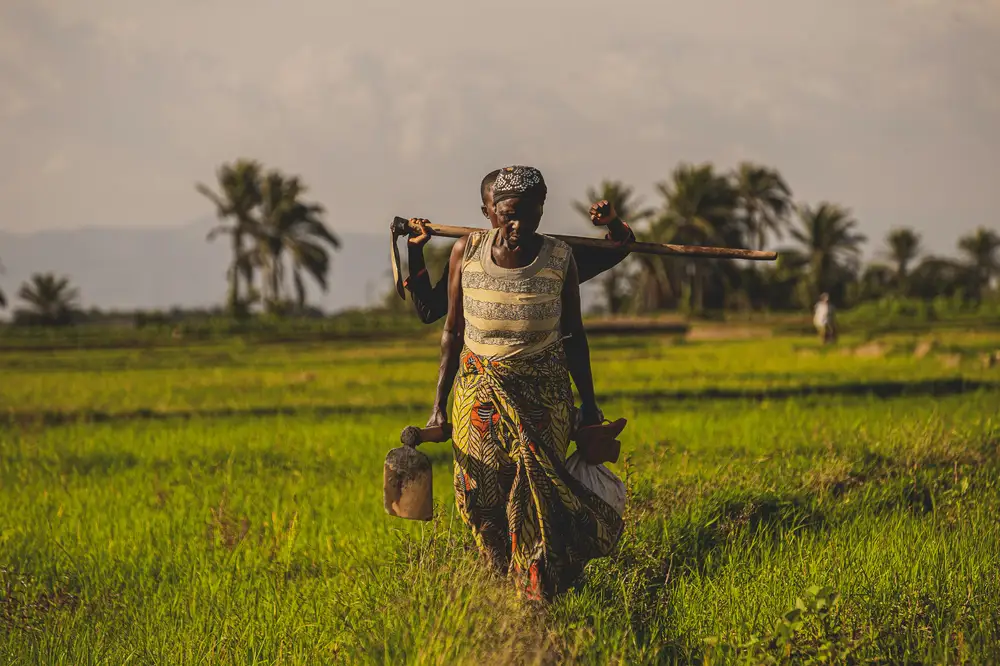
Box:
[2, 329, 999, 664]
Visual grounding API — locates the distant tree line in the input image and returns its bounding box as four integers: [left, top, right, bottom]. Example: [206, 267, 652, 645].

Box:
[2, 158, 997, 326]
[570, 162, 998, 316]
[383, 162, 998, 318]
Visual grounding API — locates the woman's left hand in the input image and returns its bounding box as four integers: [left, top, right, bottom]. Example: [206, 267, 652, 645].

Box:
[579, 402, 603, 427]
[589, 200, 618, 226]
[426, 405, 448, 429]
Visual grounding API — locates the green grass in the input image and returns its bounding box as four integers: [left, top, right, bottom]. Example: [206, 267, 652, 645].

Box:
[0, 311, 430, 351]
[2, 331, 999, 664]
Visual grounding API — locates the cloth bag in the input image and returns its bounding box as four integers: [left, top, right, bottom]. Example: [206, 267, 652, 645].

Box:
[566, 407, 627, 516]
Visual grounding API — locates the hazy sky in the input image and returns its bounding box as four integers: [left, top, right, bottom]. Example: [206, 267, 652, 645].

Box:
[2, 0, 998, 254]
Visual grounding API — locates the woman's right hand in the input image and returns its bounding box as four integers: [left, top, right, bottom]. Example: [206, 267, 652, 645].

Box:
[408, 218, 432, 248]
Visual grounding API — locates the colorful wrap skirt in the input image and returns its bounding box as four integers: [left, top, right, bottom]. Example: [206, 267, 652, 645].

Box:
[450, 343, 624, 601]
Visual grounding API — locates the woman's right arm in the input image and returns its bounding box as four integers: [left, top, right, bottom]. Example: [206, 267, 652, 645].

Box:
[427, 237, 468, 427]
[398, 218, 449, 325]
[405, 247, 451, 324]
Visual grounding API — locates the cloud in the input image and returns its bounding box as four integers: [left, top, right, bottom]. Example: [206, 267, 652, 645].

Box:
[0, 0, 997, 260]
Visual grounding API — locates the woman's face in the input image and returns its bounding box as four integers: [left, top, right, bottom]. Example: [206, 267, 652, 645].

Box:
[494, 196, 542, 249]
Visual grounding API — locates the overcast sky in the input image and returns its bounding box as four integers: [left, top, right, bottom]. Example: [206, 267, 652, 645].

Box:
[2, 0, 998, 254]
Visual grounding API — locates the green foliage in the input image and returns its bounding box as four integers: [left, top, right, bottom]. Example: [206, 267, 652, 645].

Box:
[840, 297, 1000, 335]
[958, 227, 1000, 299]
[0, 310, 429, 349]
[732, 162, 793, 251]
[704, 585, 861, 664]
[882, 228, 923, 286]
[633, 163, 742, 313]
[789, 202, 866, 304]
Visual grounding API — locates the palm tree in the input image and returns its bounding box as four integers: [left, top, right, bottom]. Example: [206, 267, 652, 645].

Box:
[881, 228, 922, 290]
[857, 263, 895, 302]
[0, 257, 7, 309]
[600, 263, 636, 315]
[790, 202, 867, 303]
[17, 273, 80, 325]
[572, 180, 655, 314]
[651, 163, 740, 313]
[758, 247, 811, 310]
[909, 256, 966, 301]
[196, 159, 264, 315]
[957, 227, 1000, 298]
[731, 162, 792, 251]
[571, 180, 656, 229]
[250, 170, 341, 313]
[655, 163, 739, 243]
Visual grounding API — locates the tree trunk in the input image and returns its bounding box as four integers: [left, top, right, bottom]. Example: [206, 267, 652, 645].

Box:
[228, 233, 242, 314]
[261, 260, 274, 313]
[269, 255, 282, 312]
[691, 263, 704, 315]
[294, 269, 306, 312]
[810, 254, 825, 304]
[603, 274, 616, 315]
[680, 281, 692, 315]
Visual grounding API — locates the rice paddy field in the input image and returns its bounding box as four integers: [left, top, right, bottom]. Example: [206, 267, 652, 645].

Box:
[2, 327, 999, 664]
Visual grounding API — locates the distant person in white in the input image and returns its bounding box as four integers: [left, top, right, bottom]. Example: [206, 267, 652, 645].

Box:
[813, 293, 837, 344]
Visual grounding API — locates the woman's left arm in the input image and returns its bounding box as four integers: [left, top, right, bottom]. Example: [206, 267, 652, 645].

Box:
[575, 200, 635, 283]
[560, 255, 601, 426]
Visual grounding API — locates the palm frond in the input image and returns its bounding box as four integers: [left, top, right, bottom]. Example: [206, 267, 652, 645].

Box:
[195, 183, 231, 218]
[292, 242, 331, 291]
[206, 224, 235, 242]
[299, 217, 340, 249]
[17, 272, 81, 317]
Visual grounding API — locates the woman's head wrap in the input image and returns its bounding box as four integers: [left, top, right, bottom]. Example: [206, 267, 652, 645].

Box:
[491, 165, 547, 204]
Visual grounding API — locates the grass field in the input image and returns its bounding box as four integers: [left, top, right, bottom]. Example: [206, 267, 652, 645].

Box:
[2, 329, 999, 664]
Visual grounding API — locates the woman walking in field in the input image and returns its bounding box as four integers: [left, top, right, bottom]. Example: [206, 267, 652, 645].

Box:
[422, 165, 624, 602]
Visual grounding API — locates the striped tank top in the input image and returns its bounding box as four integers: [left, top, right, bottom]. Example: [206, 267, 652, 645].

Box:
[461, 228, 572, 359]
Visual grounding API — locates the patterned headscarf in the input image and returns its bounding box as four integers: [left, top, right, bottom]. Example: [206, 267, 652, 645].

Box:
[491, 165, 547, 204]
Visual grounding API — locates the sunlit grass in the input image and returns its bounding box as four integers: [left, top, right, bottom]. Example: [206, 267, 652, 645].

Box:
[1, 331, 999, 664]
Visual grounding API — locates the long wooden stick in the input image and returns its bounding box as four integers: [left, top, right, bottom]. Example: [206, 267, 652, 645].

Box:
[391, 217, 777, 261]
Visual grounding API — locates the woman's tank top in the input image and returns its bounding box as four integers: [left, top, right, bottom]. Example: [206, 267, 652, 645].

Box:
[461, 228, 572, 359]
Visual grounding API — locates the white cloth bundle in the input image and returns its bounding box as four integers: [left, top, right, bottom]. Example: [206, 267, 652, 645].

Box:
[567, 406, 627, 516]
[564, 452, 627, 516]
